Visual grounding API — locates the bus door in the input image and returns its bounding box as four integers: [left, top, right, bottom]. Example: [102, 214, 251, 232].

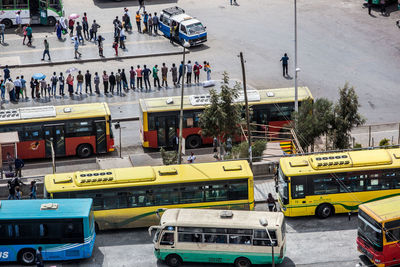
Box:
[156, 116, 176, 147]
[95, 120, 107, 153]
[289, 176, 309, 216]
[39, 0, 48, 25]
[44, 124, 66, 157]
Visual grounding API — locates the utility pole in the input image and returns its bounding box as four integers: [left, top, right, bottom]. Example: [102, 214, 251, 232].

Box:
[178, 43, 190, 164]
[239, 52, 252, 167]
[294, 0, 299, 113]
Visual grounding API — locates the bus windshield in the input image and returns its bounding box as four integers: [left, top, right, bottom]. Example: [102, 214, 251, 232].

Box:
[278, 169, 288, 204]
[186, 22, 205, 35]
[358, 209, 383, 251]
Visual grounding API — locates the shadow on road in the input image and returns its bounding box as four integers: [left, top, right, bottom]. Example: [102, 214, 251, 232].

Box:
[286, 213, 358, 233]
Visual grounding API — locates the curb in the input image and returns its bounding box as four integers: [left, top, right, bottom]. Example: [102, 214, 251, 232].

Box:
[4, 50, 187, 69]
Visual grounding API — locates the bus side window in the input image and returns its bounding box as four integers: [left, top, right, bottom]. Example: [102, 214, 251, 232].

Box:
[160, 232, 174, 245]
[16, 0, 28, 8]
[292, 176, 306, 198]
[2, 0, 14, 9]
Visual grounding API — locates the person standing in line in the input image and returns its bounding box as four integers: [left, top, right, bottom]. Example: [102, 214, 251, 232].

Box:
[193, 61, 202, 84]
[34, 79, 40, 98]
[0, 23, 5, 44]
[135, 12, 141, 33]
[109, 71, 116, 94]
[129, 66, 136, 90]
[26, 24, 33, 46]
[68, 18, 75, 36]
[41, 38, 51, 61]
[119, 27, 126, 49]
[153, 12, 159, 35]
[113, 16, 121, 37]
[15, 11, 22, 34]
[82, 13, 89, 40]
[59, 72, 65, 96]
[136, 65, 143, 90]
[66, 74, 74, 96]
[115, 69, 122, 94]
[39, 78, 47, 98]
[148, 13, 153, 35]
[50, 72, 58, 97]
[121, 69, 128, 90]
[46, 83, 51, 98]
[0, 79, 4, 101]
[85, 70, 92, 94]
[35, 247, 44, 267]
[123, 8, 131, 31]
[186, 60, 192, 84]
[102, 71, 109, 94]
[29, 78, 35, 99]
[97, 35, 104, 57]
[20, 75, 27, 99]
[138, 0, 146, 13]
[76, 70, 84, 94]
[76, 21, 84, 44]
[280, 53, 289, 77]
[5, 79, 16, 102]
[153, 65, 161, 89]
[142, 65, 151, 92]
[143, 11, 148, 33]
[94, 72, 100, 94]
[30, 181, 37, 199]
[74, 37, 82, 59]
[161, 63, 168, 88]
[178, 61, 184, 84]
[91, 20, 100, 41]
[14, 77, 21, 101]
[170, 63, 178, 87]
[204, 61, 211, 80]
[368, 0, 373, 15]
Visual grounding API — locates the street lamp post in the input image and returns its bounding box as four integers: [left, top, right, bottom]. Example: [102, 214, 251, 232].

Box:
[177, 41, 190, 164]
[294, 0, 299, 114]
[259, 218, 275, 267]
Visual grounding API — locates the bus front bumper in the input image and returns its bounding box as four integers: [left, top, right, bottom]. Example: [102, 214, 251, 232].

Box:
[356, 237, 385, 267]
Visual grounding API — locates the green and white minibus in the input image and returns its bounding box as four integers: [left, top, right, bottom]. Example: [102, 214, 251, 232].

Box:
[149, 209, 286, 267]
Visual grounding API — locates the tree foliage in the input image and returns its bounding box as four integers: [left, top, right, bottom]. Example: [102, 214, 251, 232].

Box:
[199, 72, 242, 143]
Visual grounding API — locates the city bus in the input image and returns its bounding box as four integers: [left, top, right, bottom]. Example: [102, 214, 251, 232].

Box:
[357, 196, 400, 267]
[277, 147, 400, 218]
[0, 0, 63, 28]
[139, 84, 312, 149]
[0, 199, 95, 265]
[44, 160, 254, 230]
[148, 208, 286, 267]
[0, 103, 114, 159]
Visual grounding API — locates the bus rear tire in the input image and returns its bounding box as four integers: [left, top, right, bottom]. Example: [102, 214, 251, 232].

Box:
[316, 203, 334, 219]
[18, 248, 36, 265]
[1, 19, 12, 29]
[47, 16, 56, 26]
[234, 257, 252, 267]
[77, 144, 93, 158]
[165, 254, 182, 267]
[186, 135, 202, 149]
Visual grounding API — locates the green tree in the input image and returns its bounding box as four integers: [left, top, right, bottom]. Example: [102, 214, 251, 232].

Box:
[331, 83, 365, 149]
[293, 97, 334, 152]
[199, 72, 242, 156]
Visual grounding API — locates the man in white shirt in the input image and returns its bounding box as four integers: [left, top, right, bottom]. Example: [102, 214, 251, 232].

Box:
[186, 60, 193, 84]
[13, 77, 22, 101]
[15, 11, 22, 34]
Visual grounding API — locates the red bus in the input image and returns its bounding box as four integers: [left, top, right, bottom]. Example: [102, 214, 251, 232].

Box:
[0, 103, 114, 159]
[139, 86, 313, 149]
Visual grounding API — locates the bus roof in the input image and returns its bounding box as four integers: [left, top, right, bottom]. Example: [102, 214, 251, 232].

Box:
[0, 199, 92, 220]
[160, 209, 284, 230]
[0, 103, 111, 125]
[45, 160, 253, 193]
[139, 83, 312, 113]
[359, 196, 400, 223]
[279, 147, 400, 177]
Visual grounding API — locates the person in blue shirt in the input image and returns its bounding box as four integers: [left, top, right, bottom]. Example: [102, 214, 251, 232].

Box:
[142, 65, 152, 92]
[3, 65, 10, 80]
[143, 12, 148, 33]
[20, 75, 27, 99]
[280, 53, 289, 77]
[178, 61, 184, 84]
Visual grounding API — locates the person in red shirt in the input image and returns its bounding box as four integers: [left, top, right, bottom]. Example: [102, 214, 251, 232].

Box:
[193, 61, 202, 84]
[68, 19, 75, 37]
[136, 65, 143, 90]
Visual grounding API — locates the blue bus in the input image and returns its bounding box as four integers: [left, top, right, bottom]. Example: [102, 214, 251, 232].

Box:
[0, 199, 95, 265]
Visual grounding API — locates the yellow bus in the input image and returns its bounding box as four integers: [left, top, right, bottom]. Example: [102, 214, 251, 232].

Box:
[44, 160, 254, 230]
[0, 103, 114, 159]
[139, 86, 313, 149]
[357, 196, 400, 267]
[149, 209, 286, 267]
[276, 147, 400, 218]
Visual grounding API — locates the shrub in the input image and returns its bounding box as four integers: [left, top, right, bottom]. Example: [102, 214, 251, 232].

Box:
[379, 138, 390, 147]
[160, 148, 178, 165]
[353, 143, 362, 149]
[229, 140, 267, 162]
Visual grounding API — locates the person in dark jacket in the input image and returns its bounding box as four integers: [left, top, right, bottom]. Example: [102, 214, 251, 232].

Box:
[14, 157, 24, 177]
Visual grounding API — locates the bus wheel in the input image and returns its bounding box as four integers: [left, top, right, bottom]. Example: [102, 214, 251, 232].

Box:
[234, 257, 252, 267]
[316, 203, 334, 219]
[77, 144, 93, 158]
[18, 248, 36, 265]
[1, 19, 12, 29]
[165, 254, 182, 267]
[186, 135, 202, 149]
[47, 16, 56, 26]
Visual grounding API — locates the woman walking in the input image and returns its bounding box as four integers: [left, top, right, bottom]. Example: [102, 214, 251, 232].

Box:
[29, 181, 37, 199]
[26, 24, 33, 46]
